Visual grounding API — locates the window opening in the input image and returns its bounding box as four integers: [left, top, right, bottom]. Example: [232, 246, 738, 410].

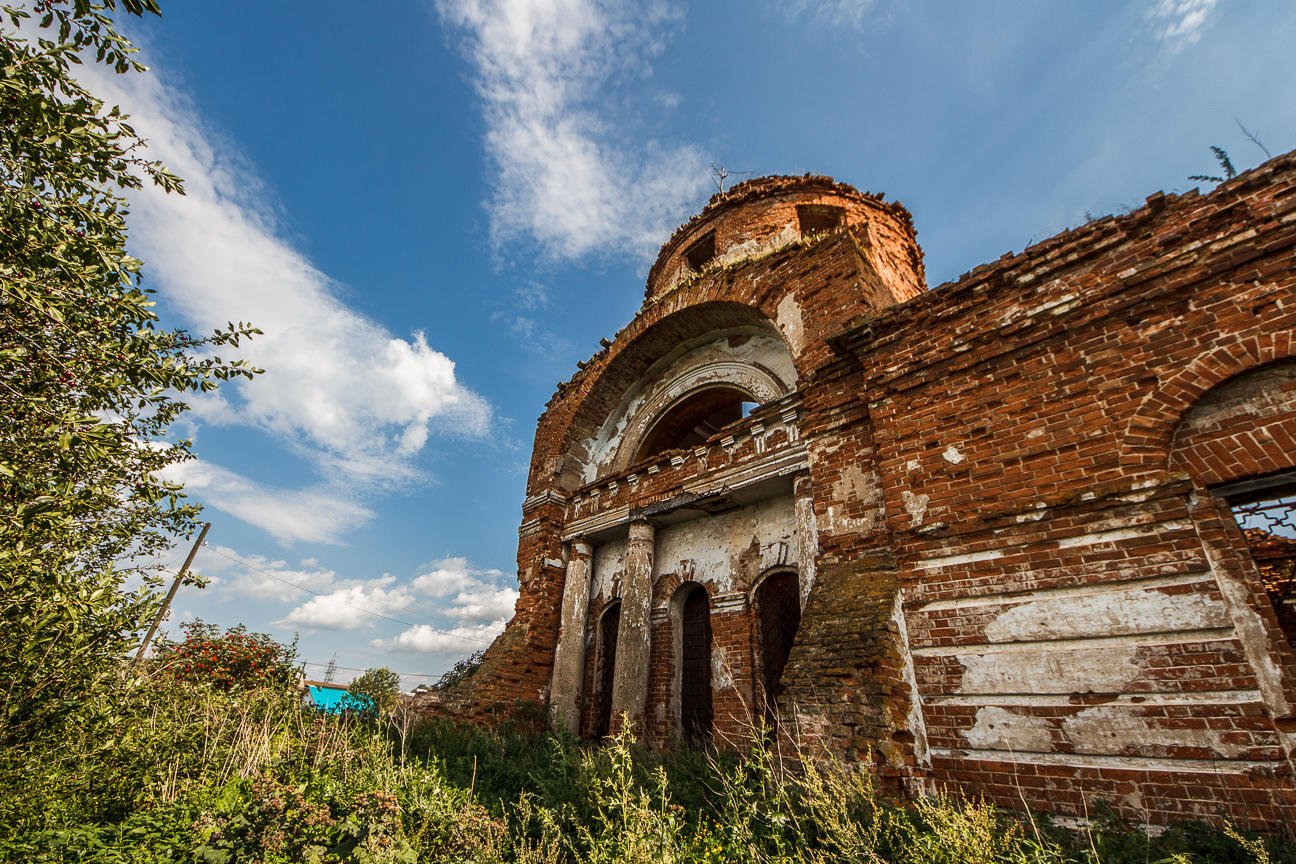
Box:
[596, 602, 621, 740]
[756, 571, 801, 728]
[680, 585, 713, 741]
[797, 204, 844, 235]
[684, 232, 716, 271]
[634, 387, 751, 463]
[1227, 484, 1296, 643]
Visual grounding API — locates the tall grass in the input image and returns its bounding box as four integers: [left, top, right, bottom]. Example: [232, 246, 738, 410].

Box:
[1, 677, 1291, 863]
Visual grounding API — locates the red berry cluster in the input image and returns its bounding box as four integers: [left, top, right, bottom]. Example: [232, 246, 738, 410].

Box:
[154, 620, 298, 692]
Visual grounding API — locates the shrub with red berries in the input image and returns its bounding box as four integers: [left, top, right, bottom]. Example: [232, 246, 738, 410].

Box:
[153, 620, 298, 692]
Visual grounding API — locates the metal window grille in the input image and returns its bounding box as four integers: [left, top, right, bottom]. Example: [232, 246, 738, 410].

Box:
[1231, 493, 1296, 641]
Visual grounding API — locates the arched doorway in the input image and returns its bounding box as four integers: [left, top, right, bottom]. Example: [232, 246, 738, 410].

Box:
[679, 584, 713, 741]
[755, 570, 801, 727]
[595, 602, 621, 740]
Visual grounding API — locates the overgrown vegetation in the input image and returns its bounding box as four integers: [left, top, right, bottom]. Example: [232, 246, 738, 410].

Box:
[2, 633, 1292, 863]
[0, 0, 259, 753]
[3, 3, 1294, 861]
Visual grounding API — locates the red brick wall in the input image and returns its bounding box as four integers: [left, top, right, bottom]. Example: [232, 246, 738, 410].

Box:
[444, 154, 1296, 828]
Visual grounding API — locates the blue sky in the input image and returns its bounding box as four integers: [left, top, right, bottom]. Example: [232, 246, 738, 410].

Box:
[67, 0, 1295, 686]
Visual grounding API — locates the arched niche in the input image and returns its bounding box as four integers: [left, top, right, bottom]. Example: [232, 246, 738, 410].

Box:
[671, 582, 714, 741]
[751, 568, 801, 728]
[1168, 359, 1296, 491]
[594, 601, 622, 740]
[555, 302, 797, 490]
[582, 332, 795, 482]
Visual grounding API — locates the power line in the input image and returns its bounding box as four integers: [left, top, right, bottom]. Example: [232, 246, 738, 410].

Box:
[302, 660, 459, 680]
[202, 545, 496, 646]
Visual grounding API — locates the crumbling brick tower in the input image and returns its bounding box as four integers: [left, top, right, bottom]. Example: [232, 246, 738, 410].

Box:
[456, 154, 1296, 828]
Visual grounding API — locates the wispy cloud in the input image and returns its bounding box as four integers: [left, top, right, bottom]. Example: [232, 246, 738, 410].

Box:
[784, 0, 877, 29]
[165, 461, 373, 545]
[77, 62, 491, 543]
[1147, 0, 1218, 51]
[192, 544, 340, 603]
[434, 0, 710, 260]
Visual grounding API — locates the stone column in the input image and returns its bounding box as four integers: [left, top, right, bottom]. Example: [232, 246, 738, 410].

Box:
[609, 520, 655, 737]
[793, 471, 819, 609]
[549, 538, 593, 733]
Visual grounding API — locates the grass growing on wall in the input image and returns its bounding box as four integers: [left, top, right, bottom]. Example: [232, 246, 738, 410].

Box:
[1, 669, 1293, 863]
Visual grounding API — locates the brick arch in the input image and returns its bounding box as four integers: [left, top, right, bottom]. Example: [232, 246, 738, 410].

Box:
[1120, 332, 1294, 476]
[550, 298, 789, 488]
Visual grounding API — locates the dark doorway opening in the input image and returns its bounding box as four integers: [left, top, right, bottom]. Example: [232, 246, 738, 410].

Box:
[756, 571, 801, 728]
[680, 585, 713, 741]
[596, 602, 621, 740]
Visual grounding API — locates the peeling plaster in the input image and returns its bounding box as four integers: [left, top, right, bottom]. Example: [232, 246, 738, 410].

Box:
[775, 293, 806, 355]
[591, 538, 628, 601]
[712, 645, 735, 692]
[653, 496, 798, 594]
[942, 445, 965, 465]
[964, 706, 1054, 752]
[1063, 706, 1252, 758]
[983, 587, 1231, 643]
[893, 592, 931, 767]
[901, 490, 930, 526]
[958, 646, 1142, 694]
[964, 704, 1257, 759]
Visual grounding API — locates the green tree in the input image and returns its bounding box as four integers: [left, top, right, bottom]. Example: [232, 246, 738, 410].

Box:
[346, 667, 403, 719]
[0, 0, 258, 748]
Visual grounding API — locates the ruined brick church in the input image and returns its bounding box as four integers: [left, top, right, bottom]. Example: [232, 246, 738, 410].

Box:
[430, 151, 1296, 828]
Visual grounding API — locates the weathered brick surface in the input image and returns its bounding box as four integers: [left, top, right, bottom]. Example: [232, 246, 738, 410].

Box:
[428, 152, 1296, 827]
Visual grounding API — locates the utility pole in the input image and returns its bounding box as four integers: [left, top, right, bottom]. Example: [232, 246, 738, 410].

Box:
[324, 653, 339, 684]
[134, 522, 211, 662]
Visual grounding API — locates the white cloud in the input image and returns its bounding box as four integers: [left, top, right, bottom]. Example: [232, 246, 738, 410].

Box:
[785, 0, 876, 28]
[76, 62, 491, 542]
[373, 621, 506, 654]
[273, 577, 415, 631]
[1147, 0, 1218, 51]
[434, 0, 710, 260]
[164, 460, 373, 546]
[236, 553, 518, 643]
[410, 556, 504, 597]
[370, 555, 517, 653]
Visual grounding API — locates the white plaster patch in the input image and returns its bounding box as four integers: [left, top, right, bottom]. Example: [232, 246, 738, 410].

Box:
[712, 645, 734, 691]
[901, 490, 930, 526]
[775, 293, 805, 355]
[794, 493, 819, 608]
[825, 504, 878, 536]
[957, 646, 1141, 694]
[906, 459, 921, 472]
[942, 445, 965, 465]
[983, 587, 1231, 643]
[1026, 429, 1044, 439]
[834, 465, 878, 503]
[1062, 705, 1250, 758]
[964, 706, 1053, 752]
[591, 537, 628, 599]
